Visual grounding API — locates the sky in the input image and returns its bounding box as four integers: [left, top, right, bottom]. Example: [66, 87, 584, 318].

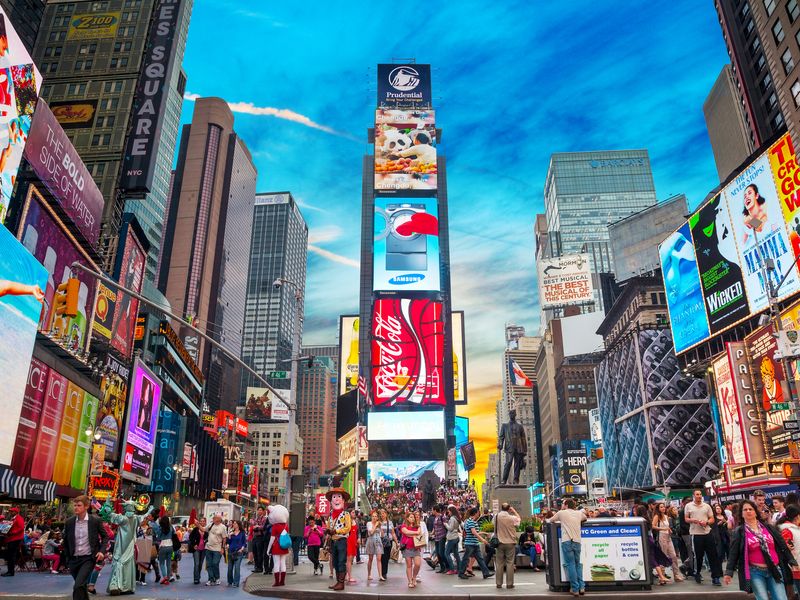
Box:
[180, 1, 730, 491]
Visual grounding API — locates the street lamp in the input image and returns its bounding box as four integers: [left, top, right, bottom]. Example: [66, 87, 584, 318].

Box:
[85, 427, 101, 441]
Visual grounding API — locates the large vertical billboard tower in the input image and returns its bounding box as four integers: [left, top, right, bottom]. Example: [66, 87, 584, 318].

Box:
[358, 63, 462, 481]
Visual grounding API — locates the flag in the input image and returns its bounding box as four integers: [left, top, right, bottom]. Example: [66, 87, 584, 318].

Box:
[358, 373, 372, 406]
[509, 358, 533, 387]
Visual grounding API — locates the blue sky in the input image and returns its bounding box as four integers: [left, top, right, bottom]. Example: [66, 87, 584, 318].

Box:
[179, 0, 730, 481]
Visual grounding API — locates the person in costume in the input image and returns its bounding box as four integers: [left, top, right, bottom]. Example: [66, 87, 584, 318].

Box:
[266, 504, 290, 587]
[101, 498, 151, 595]
[326, 488, 352, 591]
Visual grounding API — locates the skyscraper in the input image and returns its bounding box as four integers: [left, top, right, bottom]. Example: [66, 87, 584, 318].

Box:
[159, 96, 256, 412]
[32, 0, 192, 271]
[1, 0, 44, 54]
[296, 348, 338, 487]
[240, 192, 308, 400]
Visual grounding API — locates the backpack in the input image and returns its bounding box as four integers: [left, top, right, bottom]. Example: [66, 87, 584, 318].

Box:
[279, 528, 292, 550]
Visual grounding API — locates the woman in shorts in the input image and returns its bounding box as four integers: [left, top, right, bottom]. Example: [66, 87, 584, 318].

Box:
[399, 512, 422, 588]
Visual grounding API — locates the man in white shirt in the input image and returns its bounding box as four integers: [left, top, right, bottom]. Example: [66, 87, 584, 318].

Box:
[684, 489, 721, 586]
[204, 515, 227, 586]
[548, 499, 587, 597]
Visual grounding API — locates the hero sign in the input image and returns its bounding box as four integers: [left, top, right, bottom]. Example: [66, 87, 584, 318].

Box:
[371, 298, 444, 406]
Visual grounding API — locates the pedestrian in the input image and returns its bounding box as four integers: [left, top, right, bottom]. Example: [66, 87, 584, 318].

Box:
[679, 496, 695, 577]
[188, 518, 207, 585]
[1, 507, 24, 576]
[685, 488, 723, 586]
[365, 510, 384, 581]
[226, 520, 247, 587]
[170, 526, 182, 581]
[774, 497, 787, 525]
[205, 515, 227, 586]
[43, 530, 63, 574]
[755, 490, 774, 523]
[266, 505, 290, 587]
[345, 509, 359, 584]
[653, 502, 684, 581]
[724, 499, 797, 600]
[149, 515, 174, 585]
[636, 505, 670, 585]
[399, 512, 424, 588]
[304, 515, 324, 575]
[431, 504, 450, 573]
[444, 505, 461, 576]
[548, 498, 586, 597]
[378, 508, 396, 581]
[63, 495, 109, 600]
[714, 503, 731, 563]
[251, 506, 267, 574]
[494, 503, 521, 589]
[458, 507, 493, 580]
[778, 504, 800, 600]
[326, 488, 352, 591]
[519, 526, 540, 571]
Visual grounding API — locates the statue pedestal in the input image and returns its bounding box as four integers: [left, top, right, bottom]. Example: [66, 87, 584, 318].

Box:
[490, 484, 531, 519]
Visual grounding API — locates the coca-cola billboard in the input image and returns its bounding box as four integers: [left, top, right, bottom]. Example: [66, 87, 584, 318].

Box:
[371, 298, 444, 406]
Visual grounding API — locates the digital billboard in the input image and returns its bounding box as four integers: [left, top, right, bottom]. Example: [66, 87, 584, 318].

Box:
[724, 154, 800, 312]
[0, 222, 47, 466]
[659, 223, 710, 353]
[109, 222, 146, 357]
[96, 355, 130, 463]
[244, 387, 290, 422]
[0, 9, 42, 223]
[374, 109, 436, 191]
[454, 415, 469, 481]
[366, 460, 445, 482]
[121, 360, 162, 485]
[452, 311, 467, 405]
[374, 198, 440, 292]
[371, 298, 444, 407]
[338, 315, 359, 396]
[377, 64, 432, 109]
[537, 253, 594, 309]
[367, 410, 444, 441]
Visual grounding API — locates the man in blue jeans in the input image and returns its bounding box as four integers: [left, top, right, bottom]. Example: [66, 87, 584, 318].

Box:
[458, 507, 494, 579]
[548, 498, 587, 597]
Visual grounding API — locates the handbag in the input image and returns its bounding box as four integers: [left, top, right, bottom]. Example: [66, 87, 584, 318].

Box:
[319, 547, 330, 562]
[279, 529, 292, 550]
[489, 516, 500, 549]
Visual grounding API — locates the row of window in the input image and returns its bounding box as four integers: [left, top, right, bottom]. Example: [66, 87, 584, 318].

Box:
[568, 408, 590, 416]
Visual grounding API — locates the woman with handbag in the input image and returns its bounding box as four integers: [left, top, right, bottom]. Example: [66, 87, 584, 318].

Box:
[444, 506, 461, 576]
[378, 509, 396, 582]
[653, 502, 685, 581]
[226, 521, 247, 588]
[724, 499, 797, 600]
[399, 512, 424, 588]
[304, 516, 324, 575]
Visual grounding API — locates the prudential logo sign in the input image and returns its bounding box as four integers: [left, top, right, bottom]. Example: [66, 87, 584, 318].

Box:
[378, 64, 431, 109]
[389, 66, 420, 91]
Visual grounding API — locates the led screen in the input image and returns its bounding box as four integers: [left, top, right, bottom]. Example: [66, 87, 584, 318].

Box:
[338, 315, 359, 396]
[374, 109, 436, 191]
[121, 359, 162, 485]
[367, 410, 444, 441]
[452, 311, 467, 405]
[366, 460, 445, 482]
[454, 415, 469, 481]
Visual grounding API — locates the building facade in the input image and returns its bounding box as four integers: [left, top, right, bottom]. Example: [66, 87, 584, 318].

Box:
[247, 422, 303, 504]
[555, 354, 601, 442]
[296, 349, 338, 487]
[159, 96, 256, 412]
[239, 192, 308, 401]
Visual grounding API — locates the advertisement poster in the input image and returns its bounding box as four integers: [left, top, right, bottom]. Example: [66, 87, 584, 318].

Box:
[562, 446, 588, 495]
[366, 460, 445, 482]
[745, 326, 796, 459]
[659, 223, 710, 353]
[377, 64, 432, 109]
[52, 381, 85, 486]
[70, 391, 98, 490]
[66, 12, 120, 40]
[0, 9, 42, 222]
[29, 369, 67, 480]
[455, 415, 469, 481]
[244, 387, 290, 422]
[371, 298, 444, 407]
[452, 311, 467, 405]
[373, 198, 440, 292]
[374, 109, 437, 191]
[338, 315, 359, 396]
[769, 134, 800, 258]
[537, 253, 594, 309]
[724, 154, 800, 311]
[712, 354, 748, 465]
[121, 360, 162, 485]
[19, 188, 97, 352]
[110, 227, 145, 357]
[10, 357, 48, 476]
[96, 355, 129, 462]
[23, 100, 103, 246]
[689, 195, 749, 335]
[0, 222, 47, 466]
[91, 283, 115, 340]
[558, 521, 646, 583]
[315, 493, 330, 517]
[728, 342, 766, 464]
[49, 99, 98, 129]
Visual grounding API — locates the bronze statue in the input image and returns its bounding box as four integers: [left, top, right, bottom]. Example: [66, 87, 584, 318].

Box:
[497, 409, 527, 485]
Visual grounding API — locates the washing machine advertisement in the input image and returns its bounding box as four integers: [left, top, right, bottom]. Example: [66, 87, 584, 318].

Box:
[373, 198, 440, 292]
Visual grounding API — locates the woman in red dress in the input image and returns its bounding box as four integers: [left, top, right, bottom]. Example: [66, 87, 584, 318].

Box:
[346, 510, 358, 584]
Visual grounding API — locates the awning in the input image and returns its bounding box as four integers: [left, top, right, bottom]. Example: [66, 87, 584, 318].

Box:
[0, 467, 56, 502]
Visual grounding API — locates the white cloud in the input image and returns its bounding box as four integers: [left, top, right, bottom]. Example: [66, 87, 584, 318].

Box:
[308, 225, 344, 245]
[307, 244, 359, 269]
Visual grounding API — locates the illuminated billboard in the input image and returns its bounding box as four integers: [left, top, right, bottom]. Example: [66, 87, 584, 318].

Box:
[537, 253, 594, 309]
[338, 315, 359, 396]
[454, 416, 469, 481]
[366, 460, 445, 482]
[367, 410, 445, 441]
[377, 64, 432, 109]
[371, 298, 444, 406]
[373, 198, 440, 292]
[452, 311, 467, 405]
[121, 360, 162, 485]
[245, 387, 290, 422]
[712, 352, 748, 466]
[108, 221, 146, 357]
[374, 109, 436, 191]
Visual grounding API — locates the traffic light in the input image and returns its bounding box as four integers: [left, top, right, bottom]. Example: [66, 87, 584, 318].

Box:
[54, 278, 80, 318]
[282, 453, 299, 470]
[784, 461, 800, 481]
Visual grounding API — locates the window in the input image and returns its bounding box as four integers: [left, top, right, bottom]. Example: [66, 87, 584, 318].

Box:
[48, 31, 67, 42]
[101, 97, 118, 110]
[104, 81, 123, 93]
[56, 3, 75, 13]
[118, 25, 135, 37]
[773, 112, 785, 129]
[122, 11, 138, 22]
[113, 41, 132, 52]
[789, 0, 800, 21]
[74, 59, 92, 71]
[91, 133, 111, 146]
[45, 62, 58, 73]
[110, 57, 128, 68]
[746, 18, 755, 34]
[67, 82, 87, 95]
[123, 0, 141, 6]
[769, 92, 779, 108]
[78, 43, 97, 55]
[750, 35, 761, 57]
[98, 115, 115, 127]
[44, 46, 62, 57]
[784, 48, 797, 73]
[741, 2, 752, 19]
[774, 19, 785, 44]
[792, 80, 800, 106]
[761, 72, 773, 93]
[53, 15, 70, 27]
[757, 53, 767, 72]
[91, 1, 109, 9]
[766, 0, 778, 14]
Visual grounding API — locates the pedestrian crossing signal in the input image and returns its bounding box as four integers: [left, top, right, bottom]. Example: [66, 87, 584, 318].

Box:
[282, 453, 299, 470]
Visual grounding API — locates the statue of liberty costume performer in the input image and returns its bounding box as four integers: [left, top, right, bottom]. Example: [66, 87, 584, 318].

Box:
[99, 499, 151, 595]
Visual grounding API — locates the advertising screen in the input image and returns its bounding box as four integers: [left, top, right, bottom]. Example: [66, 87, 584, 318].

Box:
[19, 187, 98, 353]
[723, 154, 800, 312]
[537, 253, 594, 309]
[0, 222, 47, 466]
[11, 357, 48, 476]
[561, 446, 588, 495]
[452, 311, 467, 405]
[371, 298, 444, 406]
[96, 355, 130, 463]
[374, 198, 440, 292]
[377, 63, 432, 109]
[49, 99, 98, 129]
[23, 100, 103, 246]
[454, 415, 469, 481]
[121, 360, 162, 485]
[367, 410, 444, 441]
[338, 315, 359, 396]
[374, 109, 436, 191]
[109, 225, 146, 357]
[366, 460, 445, 482]
[66, 12, 120, 40]
[712, 353, 748, 465]
[244, 387, 290, 422]
[460, 441, 476, 471]
[556, 520, 646, 584]
[689, 195, 750, 335]
[659, 223, 710, 353]
[148, 409, 180, 492]
[0, 9, 42, 223]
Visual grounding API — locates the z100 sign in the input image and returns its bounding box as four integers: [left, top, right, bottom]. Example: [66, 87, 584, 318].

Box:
[371, 298, 444, 406]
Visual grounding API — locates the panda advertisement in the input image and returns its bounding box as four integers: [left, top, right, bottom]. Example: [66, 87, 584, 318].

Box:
[375, 109, 437, 191]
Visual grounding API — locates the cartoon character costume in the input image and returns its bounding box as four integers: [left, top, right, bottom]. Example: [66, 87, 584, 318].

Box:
[266, 504, 290, 587]
[101, 499, 151, 595]
[326, 488, 352, 591]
